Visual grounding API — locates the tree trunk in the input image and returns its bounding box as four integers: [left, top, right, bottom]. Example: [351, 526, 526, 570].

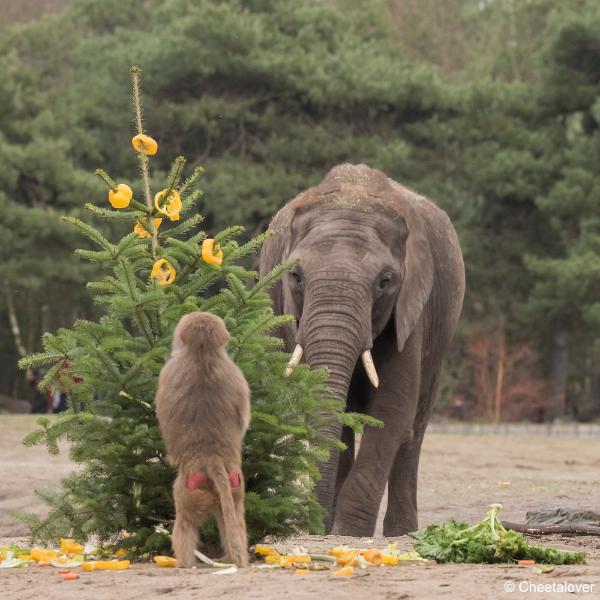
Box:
[4, 284, 28, 358]
[549, 326, 569, 419]
[493, 335, 505, 423]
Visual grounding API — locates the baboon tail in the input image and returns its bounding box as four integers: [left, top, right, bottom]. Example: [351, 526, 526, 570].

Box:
[206, 462, 248, 566]
[208, 463, 238, 529]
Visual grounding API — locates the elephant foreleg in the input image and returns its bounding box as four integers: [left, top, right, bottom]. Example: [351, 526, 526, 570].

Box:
[331, 326, 422, 537]
[333, 425, 354, 514]
[384, 368, 441, 536]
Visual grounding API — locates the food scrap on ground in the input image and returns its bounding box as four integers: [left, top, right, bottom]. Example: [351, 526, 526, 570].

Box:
[251, 542, 427, 575]
[0, 540, 132, 572]
[410, 504, 587, 565]
[154, 555, 177, 568]
[0, 508, 587, 579]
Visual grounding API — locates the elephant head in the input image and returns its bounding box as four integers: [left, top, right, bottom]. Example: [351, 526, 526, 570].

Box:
[259, 164, 436, 529]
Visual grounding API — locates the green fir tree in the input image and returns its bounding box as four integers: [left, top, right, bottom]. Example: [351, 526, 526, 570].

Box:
[15, 67, 368, 554]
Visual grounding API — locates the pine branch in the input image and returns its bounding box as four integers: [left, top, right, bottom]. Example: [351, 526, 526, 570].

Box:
[84, 203, 142, 220]
[178, 165, 204, 197]
[250, 259, 297, 298]
[159, 214, 203, 238]
[62, 216, 115, 253]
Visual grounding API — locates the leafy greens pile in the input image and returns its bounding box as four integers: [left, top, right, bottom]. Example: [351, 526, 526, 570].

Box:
[410, 504, 586, 564]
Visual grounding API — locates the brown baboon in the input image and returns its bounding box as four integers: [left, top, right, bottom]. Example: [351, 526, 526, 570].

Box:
[155, 311, 251, 567]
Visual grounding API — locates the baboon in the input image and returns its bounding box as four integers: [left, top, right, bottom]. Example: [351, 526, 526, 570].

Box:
[155, 311, 251, 567]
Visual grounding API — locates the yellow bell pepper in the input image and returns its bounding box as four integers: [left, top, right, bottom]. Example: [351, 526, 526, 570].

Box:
[381, 554, 399, 566]
[108, 183, 133, 209]
[131, 134, 158, 155]
[134, 218, 162, 239]
[333, 566, 354, 576]
[154, 189, 182, 221]
[151, 258, 176, 286]
[201, 238, 223, 266]
[154, 556, 177, 568]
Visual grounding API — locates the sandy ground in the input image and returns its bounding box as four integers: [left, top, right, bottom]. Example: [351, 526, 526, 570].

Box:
[1, 415, 599, 599]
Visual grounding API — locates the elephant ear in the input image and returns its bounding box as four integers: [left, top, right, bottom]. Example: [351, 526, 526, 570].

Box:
[259, 208, 292, 317]
[394, 206, 434, 353]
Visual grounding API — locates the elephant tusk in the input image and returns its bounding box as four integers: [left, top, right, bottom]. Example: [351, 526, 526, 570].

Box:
[362, 350, 379, 388]
[285, 344, 304, 376]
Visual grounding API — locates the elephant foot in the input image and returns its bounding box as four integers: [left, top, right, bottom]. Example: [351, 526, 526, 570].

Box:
[331, 518, 376, 538]
[382, 525, 417, 537]
[382, 515, 418, 537]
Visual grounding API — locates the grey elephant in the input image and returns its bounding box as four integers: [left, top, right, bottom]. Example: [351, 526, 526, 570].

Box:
[259, 164, 465, 536]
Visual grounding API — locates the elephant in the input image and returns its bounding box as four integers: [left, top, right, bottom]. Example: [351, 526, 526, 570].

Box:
[259, 163, 465, 536]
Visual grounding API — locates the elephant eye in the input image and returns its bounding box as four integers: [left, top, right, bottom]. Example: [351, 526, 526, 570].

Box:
[290, 268, 303, 286]
[378, 272, 393, 290]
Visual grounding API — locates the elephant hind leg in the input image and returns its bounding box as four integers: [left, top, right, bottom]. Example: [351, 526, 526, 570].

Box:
[383, 434, 424, 536]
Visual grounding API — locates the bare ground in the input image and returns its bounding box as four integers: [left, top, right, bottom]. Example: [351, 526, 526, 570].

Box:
[1, 415, 599, 599]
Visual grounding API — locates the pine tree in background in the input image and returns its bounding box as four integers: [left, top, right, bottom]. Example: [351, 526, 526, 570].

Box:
[16, 67, 353, 553]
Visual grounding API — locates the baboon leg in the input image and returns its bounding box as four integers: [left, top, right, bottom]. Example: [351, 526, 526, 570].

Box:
[172, 481, 212, 568]
[172, 511, 199, 568]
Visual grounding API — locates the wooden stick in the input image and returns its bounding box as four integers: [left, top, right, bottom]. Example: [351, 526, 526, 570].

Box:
[502, 521, 600, 536]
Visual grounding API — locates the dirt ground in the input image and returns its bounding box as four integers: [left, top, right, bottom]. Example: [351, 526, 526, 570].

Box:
[1, 415, 599, 599]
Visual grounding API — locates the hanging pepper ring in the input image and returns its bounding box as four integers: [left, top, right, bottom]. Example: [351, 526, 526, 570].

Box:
[154, 189, 182, 221]
[201, 238, 223, 266]
[151, 258, 176, 286]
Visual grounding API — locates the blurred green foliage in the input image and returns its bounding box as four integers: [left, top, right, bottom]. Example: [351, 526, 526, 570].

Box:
[1, 0, 599, 419]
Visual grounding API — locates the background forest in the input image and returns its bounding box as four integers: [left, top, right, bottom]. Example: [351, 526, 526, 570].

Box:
[0, 0, 598, 422]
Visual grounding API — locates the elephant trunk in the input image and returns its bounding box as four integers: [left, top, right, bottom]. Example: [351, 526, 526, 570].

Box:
[298, 281, 371, 531]
[303, 322, 360, 531]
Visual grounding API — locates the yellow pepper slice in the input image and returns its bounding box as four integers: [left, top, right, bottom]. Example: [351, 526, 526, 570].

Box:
[151, 258, 176, 286]
[154, 556, 177, 568]
[264, 554, 282, 564]
[254, 544, 278, 556]
[201, 238, 223, 266]
[381, 554, 399, 566]
[154, 189, 182, 221]
[30, 548, 58, 562]
[280, 555, 311, 568]
[108, 183, 133, 209]
[335, 550, 360, 567]
[60, 538, 85, 555]
[131, 134, 158, 155]
[134, 218, 163, 239]
[83, 560, 130, 571]
[333, 566, 354, 576]
[362, 548, 382, 565]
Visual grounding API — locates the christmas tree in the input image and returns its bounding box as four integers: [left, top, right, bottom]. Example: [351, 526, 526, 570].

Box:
[16, 67, 358, 554]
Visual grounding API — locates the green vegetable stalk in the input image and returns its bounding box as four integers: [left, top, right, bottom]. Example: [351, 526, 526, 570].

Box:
[410, 504, 586, 564]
